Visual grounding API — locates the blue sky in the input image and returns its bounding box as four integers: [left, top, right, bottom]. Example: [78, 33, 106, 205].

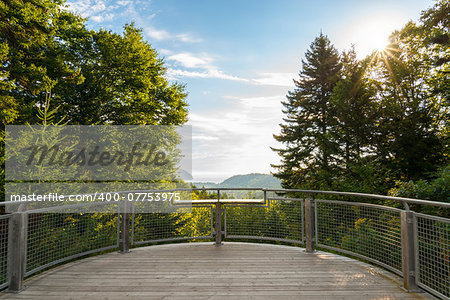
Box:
[67, 0, 433, 182]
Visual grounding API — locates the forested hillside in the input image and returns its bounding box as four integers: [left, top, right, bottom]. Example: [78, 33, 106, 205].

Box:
[193, 173, 281, 189]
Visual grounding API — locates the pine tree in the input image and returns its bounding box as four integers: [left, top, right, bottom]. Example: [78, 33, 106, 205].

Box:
[330, 46, 377, 167]
[272, 33, 341, 188]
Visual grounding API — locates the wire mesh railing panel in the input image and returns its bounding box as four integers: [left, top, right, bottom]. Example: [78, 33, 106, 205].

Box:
[225, 199, 303, 243]
[26, 211, 119, 276]
[0, 215, 10, 289]
[131, 205, 214, 245]
[416, 214, 450, 299]
[316, 200, 402, 273]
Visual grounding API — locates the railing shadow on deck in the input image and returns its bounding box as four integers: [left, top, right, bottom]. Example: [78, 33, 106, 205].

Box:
[0, 188, 448, 299]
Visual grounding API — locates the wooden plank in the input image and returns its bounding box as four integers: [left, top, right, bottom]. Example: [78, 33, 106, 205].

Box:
[0, 242, 436, 300]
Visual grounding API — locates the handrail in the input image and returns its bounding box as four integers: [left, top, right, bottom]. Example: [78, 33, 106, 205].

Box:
[0, 188, 448, 299]
[267, 188, 450, 208]
[2, 187, 448, 208]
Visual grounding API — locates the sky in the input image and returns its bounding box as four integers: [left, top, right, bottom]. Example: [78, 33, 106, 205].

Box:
[66, 0, 433, 182]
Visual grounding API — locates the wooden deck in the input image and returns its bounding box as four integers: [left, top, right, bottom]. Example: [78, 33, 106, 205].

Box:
[1, 242, 436, 299]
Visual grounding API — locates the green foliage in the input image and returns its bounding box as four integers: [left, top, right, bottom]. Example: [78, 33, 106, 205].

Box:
[317, 203, 402, 270]
[132, 213, 187, 242]
[26, 213, 118, 272]
[330, 159, 393, 195]
[389, 165, 450, 216]
[366, 22, 446, 181]
[0, 0, 85, 124]
[55, 24, 188, 125]
[0, 1, 188, 125]
[330, 47, 377, 168]
[226, 202, 297, 241]
[178, 207, 212, 238]
[0, 0, 189, 201]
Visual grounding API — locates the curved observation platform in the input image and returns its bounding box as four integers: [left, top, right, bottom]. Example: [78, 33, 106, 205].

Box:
[1, 188, 448, 299]
[0, 242, 435, 299]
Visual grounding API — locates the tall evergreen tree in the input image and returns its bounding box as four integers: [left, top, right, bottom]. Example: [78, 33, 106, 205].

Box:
[272, 33, 341, 188]
[330, 46, 377, 167]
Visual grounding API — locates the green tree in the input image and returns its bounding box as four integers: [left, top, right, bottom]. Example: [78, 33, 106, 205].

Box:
[1, 1, 189, 201]
[326, 47, 394, 193]
[367, 21, 445, 181]
[389, 164, 449, 214]
[272, 33, 341, 188]
[54, 24, 188, 125]
[0, 0, 85, 125]
[331, 46, 377, 168]
[420, 0, 449, 158]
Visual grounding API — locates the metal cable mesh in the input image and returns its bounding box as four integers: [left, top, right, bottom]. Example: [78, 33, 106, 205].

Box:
[26, 211, 119, 276]
[416, 214, 450, 298]
[225, 199, 303, 243]
[0, 215, 9, 289]
[316, 200, 402, 273]
[132, 205, 213, 245]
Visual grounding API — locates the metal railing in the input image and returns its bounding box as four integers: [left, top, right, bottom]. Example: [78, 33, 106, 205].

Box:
[315, 200, 403, 274]
[0, 188, 448, 299]
[0, 215, 9, 290]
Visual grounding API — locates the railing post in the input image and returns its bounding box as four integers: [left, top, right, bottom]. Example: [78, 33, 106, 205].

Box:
[215, 189, 222, 246]
[305, 195, 315, 253]
[119, 200, 130, 253]
[400, 210, 419, 292]
[7, 212, 27, 293]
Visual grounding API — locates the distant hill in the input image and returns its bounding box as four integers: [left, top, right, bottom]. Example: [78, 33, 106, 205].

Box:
[193, 173, 281, 189]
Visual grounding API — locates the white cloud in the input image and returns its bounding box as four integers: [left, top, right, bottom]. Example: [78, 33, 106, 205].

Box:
[90, 2, 106, 13]
[116, 0, 132, 6]
[144, 27, 202, 43]
[167, 69, 247, 82]
[66, 0, 119, 22]
[165, 52, 248, 82]
[188, 95, 284, 182]
[145, 27, 171, 41]
[67, 0, 107, 18]
[176, 33, 203, 43]
[167, 67, 295, 86]
[167, 53, 213, 68]
[90, 13, 115, 23]
[192, 135, 219, 141]
[158, 49, 173, 56]
[252, 72, 296, 87]
[165, 53, 296, 86]
[226, 95, 282, 109]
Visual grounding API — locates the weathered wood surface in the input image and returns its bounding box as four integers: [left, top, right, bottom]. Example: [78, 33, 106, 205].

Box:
[1, 242, 436, 299]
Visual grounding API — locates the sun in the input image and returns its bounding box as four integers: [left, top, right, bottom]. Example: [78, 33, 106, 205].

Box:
[356, 21, 391, 53]
[342, 13, 402, 58]
[369, 33, 390, 53]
